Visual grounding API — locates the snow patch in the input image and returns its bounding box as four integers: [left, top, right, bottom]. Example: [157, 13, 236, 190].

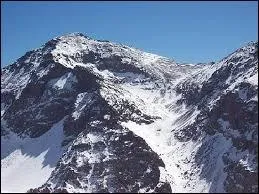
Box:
[49, 72, 78, 90]
[246, 73, 258, 86]
[72, 92, 95, 120]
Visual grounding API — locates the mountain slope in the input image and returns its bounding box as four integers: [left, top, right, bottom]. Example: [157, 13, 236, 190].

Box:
[1, 33, 258, 193]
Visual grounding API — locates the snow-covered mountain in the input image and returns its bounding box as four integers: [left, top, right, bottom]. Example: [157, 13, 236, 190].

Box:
[1, 33, 258, 193]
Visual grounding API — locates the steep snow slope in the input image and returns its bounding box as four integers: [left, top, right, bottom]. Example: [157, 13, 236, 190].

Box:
[1, 33, 258, 193]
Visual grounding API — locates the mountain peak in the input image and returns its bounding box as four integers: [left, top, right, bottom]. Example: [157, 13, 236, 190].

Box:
[56, 32, 90, 39]
[67, 32, 85, 36]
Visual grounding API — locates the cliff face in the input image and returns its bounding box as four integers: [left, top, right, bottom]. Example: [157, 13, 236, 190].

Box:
[1, 33, 257, 193]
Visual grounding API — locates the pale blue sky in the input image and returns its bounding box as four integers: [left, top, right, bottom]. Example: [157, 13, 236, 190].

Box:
[1, 1, 258, 66]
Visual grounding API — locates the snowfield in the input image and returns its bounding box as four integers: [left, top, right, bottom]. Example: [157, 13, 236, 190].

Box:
[1, 118, 65, 193]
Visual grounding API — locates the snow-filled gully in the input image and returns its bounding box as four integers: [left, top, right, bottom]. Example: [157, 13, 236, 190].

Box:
[120, 83, 210, 193]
